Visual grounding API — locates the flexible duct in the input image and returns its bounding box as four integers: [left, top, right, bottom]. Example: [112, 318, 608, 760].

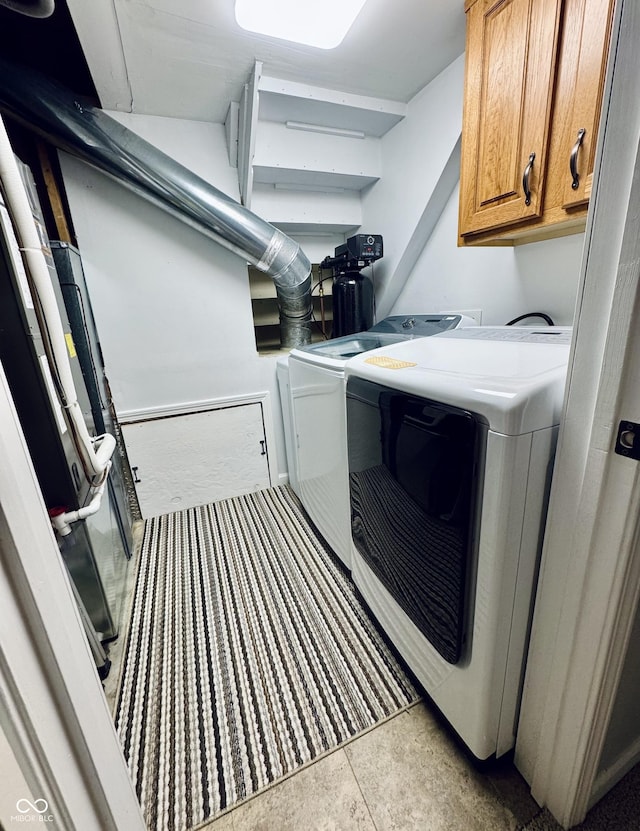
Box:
[0, 58, 313, 347]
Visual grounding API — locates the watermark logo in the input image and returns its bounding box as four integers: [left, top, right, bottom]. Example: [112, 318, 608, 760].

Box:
[16, 800, 48, 814]
[11, 798, 54, 823]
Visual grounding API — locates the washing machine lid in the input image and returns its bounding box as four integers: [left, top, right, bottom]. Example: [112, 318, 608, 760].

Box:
[290, 314, 466, 367]
[345, 327, 572, 435]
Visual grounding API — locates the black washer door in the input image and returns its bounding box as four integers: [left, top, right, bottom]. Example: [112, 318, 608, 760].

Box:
[347, 377, 481, 664]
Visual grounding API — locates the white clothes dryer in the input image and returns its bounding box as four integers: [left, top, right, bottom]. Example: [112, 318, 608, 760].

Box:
[284, 315, 470, 569]
[344, 327, 571, 759]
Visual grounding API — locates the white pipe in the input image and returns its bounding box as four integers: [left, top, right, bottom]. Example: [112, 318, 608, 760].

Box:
[93, 433, 116, 470]
[50, 462, 111, 537]
[0, 114, 112, 480]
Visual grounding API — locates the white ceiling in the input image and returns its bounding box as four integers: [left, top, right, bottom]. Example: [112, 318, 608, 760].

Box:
[67, 0, 466, 123]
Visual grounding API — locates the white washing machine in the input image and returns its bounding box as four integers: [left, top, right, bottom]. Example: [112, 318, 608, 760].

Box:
[283, 315, 470, 569]
[344, 327, 571, 759]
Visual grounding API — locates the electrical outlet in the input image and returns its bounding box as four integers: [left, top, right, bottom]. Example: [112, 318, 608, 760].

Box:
[440, 309, 483, 325]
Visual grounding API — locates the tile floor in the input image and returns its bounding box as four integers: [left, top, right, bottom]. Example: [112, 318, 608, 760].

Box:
[194, 699, 640, 831]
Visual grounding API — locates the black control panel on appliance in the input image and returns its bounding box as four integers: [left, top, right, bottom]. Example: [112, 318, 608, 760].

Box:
[333, 234, 383, 268]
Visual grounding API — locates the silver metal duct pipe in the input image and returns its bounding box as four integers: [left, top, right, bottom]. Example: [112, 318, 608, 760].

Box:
[0, 59, 313, 347]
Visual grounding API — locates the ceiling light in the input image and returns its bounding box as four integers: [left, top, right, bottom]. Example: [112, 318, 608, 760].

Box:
[234, 0, 368, 49]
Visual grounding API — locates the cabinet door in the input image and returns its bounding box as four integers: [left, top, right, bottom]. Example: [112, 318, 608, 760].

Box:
[459, 0, 563, 238]
[556, 0, 615, 209]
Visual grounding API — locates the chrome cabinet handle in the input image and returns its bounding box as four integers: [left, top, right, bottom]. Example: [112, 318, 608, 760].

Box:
[523, 152, 535, 206]
[570, 128, 586, 190]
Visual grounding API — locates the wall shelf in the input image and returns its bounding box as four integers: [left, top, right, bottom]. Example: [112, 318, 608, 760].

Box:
[258, 75, 407, 138]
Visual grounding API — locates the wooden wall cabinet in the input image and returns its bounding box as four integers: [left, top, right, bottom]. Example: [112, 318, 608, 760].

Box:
[459, 0, 615, 246]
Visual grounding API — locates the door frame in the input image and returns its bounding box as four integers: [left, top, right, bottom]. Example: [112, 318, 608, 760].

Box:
[515, 0, 640, 825]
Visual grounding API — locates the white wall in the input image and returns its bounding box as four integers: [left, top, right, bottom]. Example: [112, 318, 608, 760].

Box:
[361, 55, 466, 306]
[59, 114, 288, 478]
[392, 187, 584, 325]
[362, 54, 583, 326]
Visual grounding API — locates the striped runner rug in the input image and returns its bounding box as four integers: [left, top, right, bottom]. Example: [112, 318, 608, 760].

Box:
[114, 485, 419, 830]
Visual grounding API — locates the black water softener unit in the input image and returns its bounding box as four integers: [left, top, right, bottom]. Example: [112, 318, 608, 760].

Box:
[322, 234, 383, 337]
